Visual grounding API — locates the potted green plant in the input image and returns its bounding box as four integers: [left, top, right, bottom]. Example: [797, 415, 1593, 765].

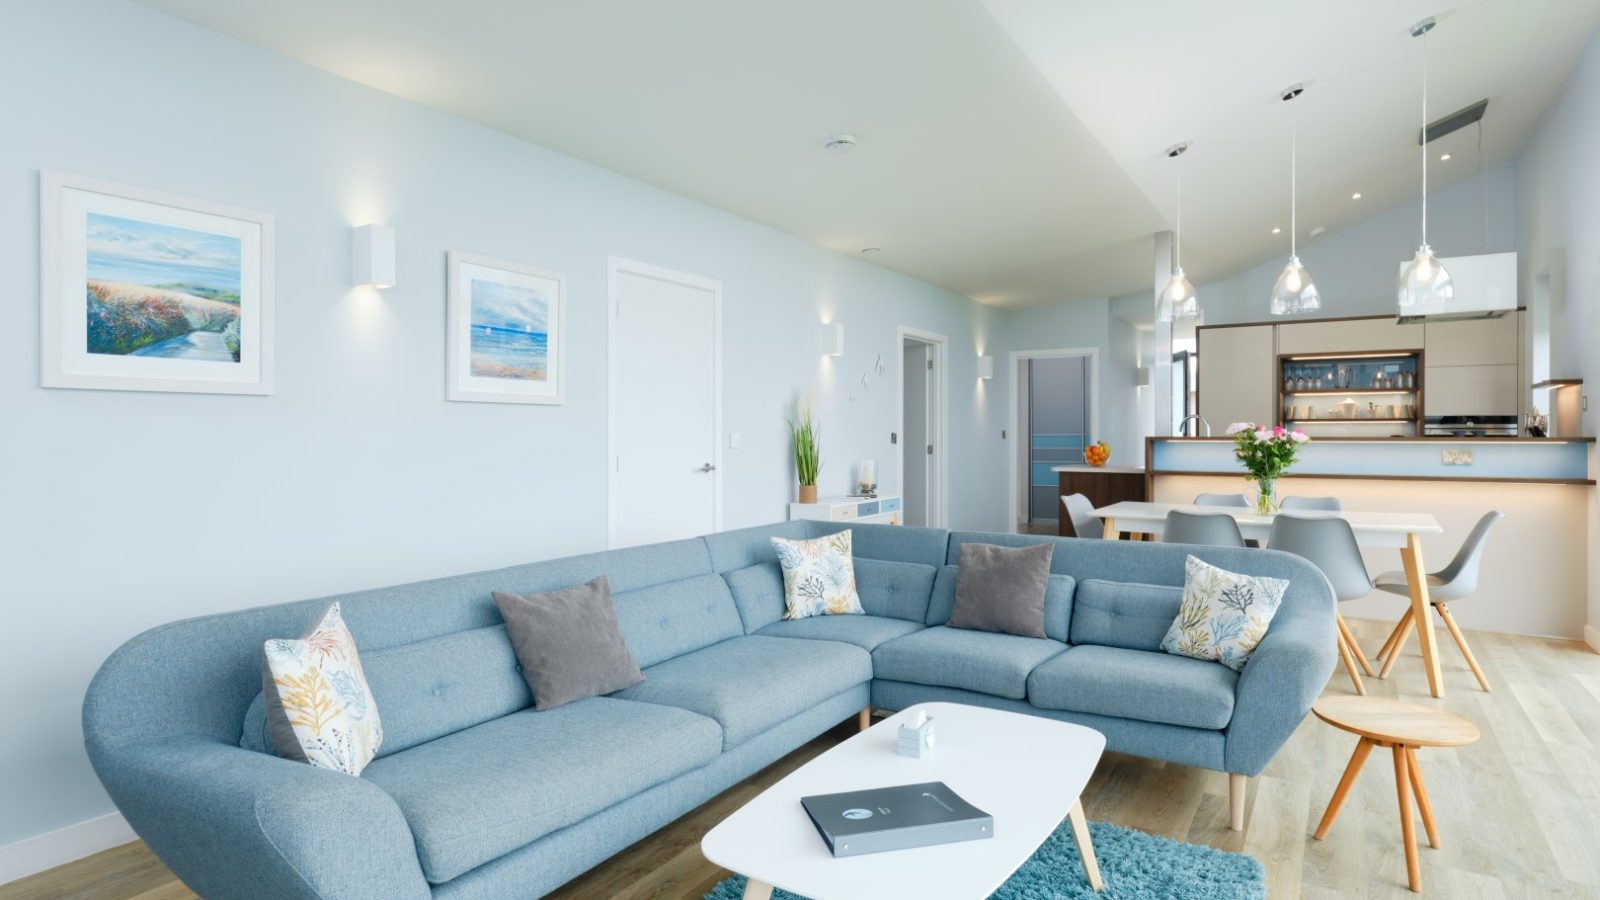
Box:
[1224, 422, 1310, 514]
[787, 402, 821, 504]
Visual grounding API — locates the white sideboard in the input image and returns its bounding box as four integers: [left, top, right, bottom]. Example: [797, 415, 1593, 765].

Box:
[788, 495, 902, 526]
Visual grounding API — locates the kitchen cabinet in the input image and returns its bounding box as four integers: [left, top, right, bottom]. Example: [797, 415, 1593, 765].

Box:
[1424, 317, 1518, 367]
[1197, 324, 1274, 427]
[1424, 364, 1519, 415]
[1277, 317, 1423, 355]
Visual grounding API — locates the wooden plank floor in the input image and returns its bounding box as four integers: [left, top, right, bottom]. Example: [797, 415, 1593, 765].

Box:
[7, 619, 1599, 900]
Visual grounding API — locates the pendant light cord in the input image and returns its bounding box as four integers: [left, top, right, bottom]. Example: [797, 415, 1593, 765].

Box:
[1421, 29, 1429, 247]
[1479, 119, 1488, 252]
[1290, 97, 1298, 259]
[1175, 151, 1182, 270]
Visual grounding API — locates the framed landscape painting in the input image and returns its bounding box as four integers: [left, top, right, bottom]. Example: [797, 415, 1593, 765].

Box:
[39, 171, 274, 395]
[446, 251, 566, 405]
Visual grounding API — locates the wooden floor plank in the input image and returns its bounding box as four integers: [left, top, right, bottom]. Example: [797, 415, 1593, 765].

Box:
[6, 620, 1597, 900]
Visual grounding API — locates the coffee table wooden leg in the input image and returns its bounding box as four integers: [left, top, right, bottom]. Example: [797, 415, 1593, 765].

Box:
[1393, 746, 1422, 892]
[741, 877, 773, 900]
[1401, 533, 1444, 698]
[1067, 799, 1103, 892]
[1314, 737, 1374, 839]
[1404, 747, 1440, 849]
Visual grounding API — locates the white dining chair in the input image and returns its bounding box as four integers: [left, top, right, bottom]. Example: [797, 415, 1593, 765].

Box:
[1163, 510, 1247, 548]
[1195, 493, 1260, 548]
[1373, 511, 1503, 692]
[1279, 495, 1343, 512]
[1267, 513, 1376, 695]
[1060, 493, 1104, 540]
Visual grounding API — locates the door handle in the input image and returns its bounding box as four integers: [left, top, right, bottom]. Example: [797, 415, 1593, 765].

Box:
[699, 463, 717, 473]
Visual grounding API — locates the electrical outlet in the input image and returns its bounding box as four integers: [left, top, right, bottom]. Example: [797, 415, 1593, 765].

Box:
[1442, 449, 1473, 466]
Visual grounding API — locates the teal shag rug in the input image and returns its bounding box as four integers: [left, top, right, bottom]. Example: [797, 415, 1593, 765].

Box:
[704, 820, 1265, 900]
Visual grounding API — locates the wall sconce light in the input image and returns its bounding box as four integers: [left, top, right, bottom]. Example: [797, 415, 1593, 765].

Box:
[1135, 366, 1151, 387]
[353, 224, 396, 289]
[977, 356, 995, 379]
[819, 322, 844, 357]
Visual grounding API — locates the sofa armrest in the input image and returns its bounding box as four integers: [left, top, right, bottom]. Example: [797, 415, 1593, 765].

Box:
[1222, 590, 1337, 776]
[91, 737, 430, 900]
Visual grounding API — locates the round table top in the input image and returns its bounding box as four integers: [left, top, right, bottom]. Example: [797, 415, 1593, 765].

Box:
[1312, 695, 1481, 748]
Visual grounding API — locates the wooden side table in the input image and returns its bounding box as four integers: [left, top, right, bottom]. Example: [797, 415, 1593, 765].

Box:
[1311, 696, 1480, 893]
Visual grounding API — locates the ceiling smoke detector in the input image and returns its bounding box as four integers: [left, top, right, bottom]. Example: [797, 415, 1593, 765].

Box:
[822, 133, 857, 154]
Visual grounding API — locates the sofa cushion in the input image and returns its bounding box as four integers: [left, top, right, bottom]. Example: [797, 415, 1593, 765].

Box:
[261, 602, 384, 775]
[756, 614, 924, 650]
[927, 566, 1074, 643]
[1161, 556, 1289, 672]
[771, 531, 865, 619]
[724, 558, 937, 634]
[872, 626, 1067, 700]
[612, 573, 745, 669]
[1070, 579, 1184, 651]
[1026, 645, 1238, 730]
[494, 576, 644, 711]
[614, 635, 870, 749]
[361, 697, 721, 884]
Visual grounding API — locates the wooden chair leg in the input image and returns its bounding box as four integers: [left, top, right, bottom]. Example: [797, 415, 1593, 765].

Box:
[1393, 746, 1422, 892]
[1314, 737, 1374, 840]
[1377, 608, 1415, 660]
[1378, 611, 1416, 680]
[1435, 603, 1491, 693]
[1404, 747, 1440, 850]
[1337, 612, 1375, 676]
[1336, 628, 1366, 695]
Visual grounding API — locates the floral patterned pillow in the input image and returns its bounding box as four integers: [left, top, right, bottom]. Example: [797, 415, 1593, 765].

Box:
[771, 530, 865, 619]
[1160, 556, 1289, 671]
[262, 602, 383, 775]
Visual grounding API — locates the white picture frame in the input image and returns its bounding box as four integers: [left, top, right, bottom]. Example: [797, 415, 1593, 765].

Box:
[39, 170, 274, 395]
[446, 251, 567, 405]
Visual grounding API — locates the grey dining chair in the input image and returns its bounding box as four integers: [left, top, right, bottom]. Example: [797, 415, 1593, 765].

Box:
[1279, 495, 1343, 512]
[1373, 511, 1504, 692]
[1061, 493, 1104, 540]
[1162, 510, 1246, 548]
[1195, 493, 1260, 547]
[1266, 513, 1376, 695]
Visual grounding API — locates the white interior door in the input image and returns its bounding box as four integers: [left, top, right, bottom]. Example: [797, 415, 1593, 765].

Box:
[608, 258, 721, 548]
[901, 341, 931, 527]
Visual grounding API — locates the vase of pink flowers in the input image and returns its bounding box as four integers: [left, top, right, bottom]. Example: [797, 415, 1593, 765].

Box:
[1224, 423, 1310, 515]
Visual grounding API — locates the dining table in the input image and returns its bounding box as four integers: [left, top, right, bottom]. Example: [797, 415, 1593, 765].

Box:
[1092, 501, 1450, 699]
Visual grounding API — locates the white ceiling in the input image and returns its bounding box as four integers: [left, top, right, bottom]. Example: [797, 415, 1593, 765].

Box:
[135, 0, 1600, 308]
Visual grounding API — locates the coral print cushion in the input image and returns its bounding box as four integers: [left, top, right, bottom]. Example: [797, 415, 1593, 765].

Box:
[1161, 555, 1289, 671]
[770, 530, 865, 620]
[262, 602, 383, 776]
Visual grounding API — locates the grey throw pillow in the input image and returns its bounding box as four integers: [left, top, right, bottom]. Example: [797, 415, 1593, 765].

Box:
[493, 575, 645, 711]
[948, 542, 1054, 638]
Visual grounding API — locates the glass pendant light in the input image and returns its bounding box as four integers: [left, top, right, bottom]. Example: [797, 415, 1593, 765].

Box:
[1398, 17, 1453, 310]
[1157, 141, 1199, 322]
[1271, 84, 1320, 315]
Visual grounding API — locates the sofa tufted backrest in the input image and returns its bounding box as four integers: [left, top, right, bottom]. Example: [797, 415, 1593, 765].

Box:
[1069, 580, 1184, 651]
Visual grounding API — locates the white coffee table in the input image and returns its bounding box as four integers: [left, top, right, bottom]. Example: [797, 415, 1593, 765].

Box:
[701, 702, 1107, 899]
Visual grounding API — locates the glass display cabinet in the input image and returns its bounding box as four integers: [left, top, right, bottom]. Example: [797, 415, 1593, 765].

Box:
[1277, 351, 1423, 436]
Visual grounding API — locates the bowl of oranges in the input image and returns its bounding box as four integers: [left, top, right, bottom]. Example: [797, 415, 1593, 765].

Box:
[1082, 440, 1111, 467]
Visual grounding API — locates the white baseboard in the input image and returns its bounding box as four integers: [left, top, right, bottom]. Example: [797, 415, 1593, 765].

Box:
[0, 811, 135, 886]
[1585, 624, 1600, 655]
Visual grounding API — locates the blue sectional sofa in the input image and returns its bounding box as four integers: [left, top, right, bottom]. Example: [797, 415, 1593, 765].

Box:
[84, 521, 1336, 900]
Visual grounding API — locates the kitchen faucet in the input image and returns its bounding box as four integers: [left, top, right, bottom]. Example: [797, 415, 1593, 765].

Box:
[1179, 415, 1212, 437]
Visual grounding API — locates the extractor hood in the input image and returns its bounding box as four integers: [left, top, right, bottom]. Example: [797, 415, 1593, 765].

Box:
[1395, 251, 1518, 323]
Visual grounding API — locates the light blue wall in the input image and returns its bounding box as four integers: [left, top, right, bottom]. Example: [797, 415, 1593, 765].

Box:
[0, 0, 1009, 849]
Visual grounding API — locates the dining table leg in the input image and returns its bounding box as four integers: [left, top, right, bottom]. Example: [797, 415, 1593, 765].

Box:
[1101, 518, 1120, 540]
[1400, 532, 1444, 698]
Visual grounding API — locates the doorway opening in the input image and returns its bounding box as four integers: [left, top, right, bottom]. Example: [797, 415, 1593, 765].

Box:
[1008, 348, 1099, 533]
[898, 328, 948, 528]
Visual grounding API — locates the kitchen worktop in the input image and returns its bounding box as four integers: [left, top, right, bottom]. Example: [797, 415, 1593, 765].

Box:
[1050, 464, 1147, 474]
[1147, 436, 1593, 484]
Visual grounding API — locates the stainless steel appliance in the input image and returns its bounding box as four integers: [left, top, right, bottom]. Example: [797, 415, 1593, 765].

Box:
[1424, 415, 1519, 437]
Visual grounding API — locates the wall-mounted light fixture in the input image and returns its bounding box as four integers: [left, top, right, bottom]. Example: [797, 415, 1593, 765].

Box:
[977, 356, 994, 379]
[353, 224, 396, 289]
[819, 322, 844, 357]
[1135, 366, 1151, 387]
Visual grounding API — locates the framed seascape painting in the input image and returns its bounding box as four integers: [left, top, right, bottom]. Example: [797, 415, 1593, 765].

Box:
[39, 171, 274, 395]
[446, 251, 566, 405]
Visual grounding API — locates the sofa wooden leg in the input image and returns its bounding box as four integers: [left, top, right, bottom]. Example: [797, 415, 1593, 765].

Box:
[858, 707, 872, 733]
[1228, 773, 1247, 832]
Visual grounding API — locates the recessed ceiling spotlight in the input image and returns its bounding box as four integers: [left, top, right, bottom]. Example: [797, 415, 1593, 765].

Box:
[1440, 153, 1452, 161]
[822, 133, 857, 154]
[860, 247, 881, 255]
[1351, 192, 1363, 200]
[1272, 227, 1282, 234]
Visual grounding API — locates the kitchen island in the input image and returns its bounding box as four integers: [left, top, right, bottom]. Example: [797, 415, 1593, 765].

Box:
[1051, 464, 1146, 537]
[1145, 436, 1594, 640]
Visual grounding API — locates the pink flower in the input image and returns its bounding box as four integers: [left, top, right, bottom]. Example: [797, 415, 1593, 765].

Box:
[1290, 430, 1310, 443]
[1224, 422, 1253, 435]
[1272, 425, 1286, 437]
[1253, 429, 1271, 442]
